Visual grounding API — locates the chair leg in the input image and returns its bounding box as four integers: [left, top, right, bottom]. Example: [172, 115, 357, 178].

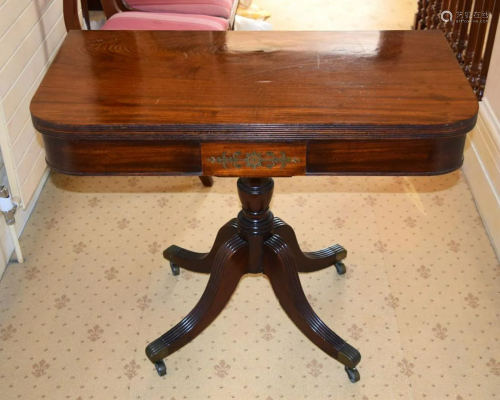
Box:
[163, 218, 238, 275]
[263, 234, 361, 382]
[146, 235, 248, 375]
[199, 176, 214, 187]
[272, 217, 347, 275]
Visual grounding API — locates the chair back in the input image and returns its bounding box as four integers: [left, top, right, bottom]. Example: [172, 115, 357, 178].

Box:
[63, 0, 84, 31]
[63, 0, 238, 32]
[64, 0, 124, 31]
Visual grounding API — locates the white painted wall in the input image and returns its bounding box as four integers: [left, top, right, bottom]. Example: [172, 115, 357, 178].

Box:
[463, 26, 500, 258]
[484, 27, 500, 119]
[0, 0, 66, 276]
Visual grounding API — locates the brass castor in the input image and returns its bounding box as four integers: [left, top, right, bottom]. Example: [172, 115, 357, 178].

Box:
[335, 261, 347, 275]
[345, 366, 360, 383]
[170, 262, 180, 276]
[155, 360, 167, 376]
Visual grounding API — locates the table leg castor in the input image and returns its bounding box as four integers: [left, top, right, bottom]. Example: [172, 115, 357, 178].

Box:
[334, 261, 347, 275]
[155, 360, 167, 376]
[345, 366, 360, 383]
[170, 262, 180, 276]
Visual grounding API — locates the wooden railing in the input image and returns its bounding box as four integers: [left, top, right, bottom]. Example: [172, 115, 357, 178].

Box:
[414, 0, 500, 100]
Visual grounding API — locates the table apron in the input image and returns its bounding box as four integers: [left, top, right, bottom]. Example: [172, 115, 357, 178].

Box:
[306, 136, 466, 176]
[42, 135, 466, 177]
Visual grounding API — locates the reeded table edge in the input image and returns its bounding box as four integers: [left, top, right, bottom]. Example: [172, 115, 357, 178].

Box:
[31, 114, 478, 141]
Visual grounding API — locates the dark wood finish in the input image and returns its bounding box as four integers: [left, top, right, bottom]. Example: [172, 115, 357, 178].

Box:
[445, 0, 459, 38]
[146, 234, 248, 365]
[419, 0, 429, 29]
[438, 0, 451, 30]
[463, 0, 487, 77]
[425, 0, 437, 29]
[432, 0, 444, 28]
[414, 0, 425, 29]
[164, 218, 237, 273]
[63, 0, 82, 30]
[32, 31, 476, 136]
[100, 0, 123, 18]
[450, 0, 466, 48]
[87, 0, 103, 10]
[61, 1, 214, 186]
[307, 136, 467, 175]
[235, 177, 275, 274]
[81, 0, 91, 29]
[264, 235, 359, 370]
[198, 176, 214, 187]
[31, 30, 479, 383]
[147, 178, 361, 381]
[456, 0, 474, 64]
[42, 137, 202, 175]
[272, 217, 347, 273]
[469, 0, 494, 89]
[31, 31, 478, 177]
[40, 135, 469, 177]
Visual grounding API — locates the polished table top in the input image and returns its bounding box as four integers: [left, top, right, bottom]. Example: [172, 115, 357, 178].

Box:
[30, 30, 478, 177]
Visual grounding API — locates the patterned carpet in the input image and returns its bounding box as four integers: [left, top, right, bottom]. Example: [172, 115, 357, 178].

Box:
[256, 0, 415, 30]
[0, 172, 499, 399]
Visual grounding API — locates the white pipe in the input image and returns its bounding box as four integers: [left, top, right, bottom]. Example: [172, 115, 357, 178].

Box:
[0, 187, 24, 264]
[9, 224, 24, 263]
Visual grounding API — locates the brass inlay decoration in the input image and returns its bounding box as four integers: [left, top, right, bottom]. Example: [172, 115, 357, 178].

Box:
[206, 151, 302, 170]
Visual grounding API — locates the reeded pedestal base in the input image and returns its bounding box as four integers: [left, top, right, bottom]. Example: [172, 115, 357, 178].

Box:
[146, 178, 361, 382]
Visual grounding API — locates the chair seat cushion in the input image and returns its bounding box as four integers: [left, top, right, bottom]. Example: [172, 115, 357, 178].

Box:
[125, 0, 233, 19]
[102, 11, 229, 31]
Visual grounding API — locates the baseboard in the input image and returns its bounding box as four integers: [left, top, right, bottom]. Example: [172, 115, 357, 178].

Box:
[462, 99, 500, 259]
[0, 168, 49, 277]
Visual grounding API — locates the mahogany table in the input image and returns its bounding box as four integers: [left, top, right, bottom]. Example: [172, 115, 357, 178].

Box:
[31, 30, 478, 383]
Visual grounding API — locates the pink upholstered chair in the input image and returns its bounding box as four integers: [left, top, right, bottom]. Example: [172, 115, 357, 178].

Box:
[102, 0, 238, 29]
[76, 0, 229, 31]
[125, 0, 236, 19]
[72, 0, 230, 31]
[63, 0, 217, 187]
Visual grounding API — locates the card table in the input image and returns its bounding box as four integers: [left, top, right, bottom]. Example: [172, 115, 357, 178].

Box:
[31, 30, 478, 382]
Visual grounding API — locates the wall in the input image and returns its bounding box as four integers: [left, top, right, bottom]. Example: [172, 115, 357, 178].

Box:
[0, 0, 66, 275]
[484, 27, 500, 119]
[462, 25, 500, 257]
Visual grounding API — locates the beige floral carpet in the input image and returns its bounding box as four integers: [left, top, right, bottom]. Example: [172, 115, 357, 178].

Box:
[0, 172, 499, 400]
[255, 0, 416, 30]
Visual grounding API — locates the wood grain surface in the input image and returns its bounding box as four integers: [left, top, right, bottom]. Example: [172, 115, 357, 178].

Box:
[30, 30, 479, 176]
[31, 30, 477, 139]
